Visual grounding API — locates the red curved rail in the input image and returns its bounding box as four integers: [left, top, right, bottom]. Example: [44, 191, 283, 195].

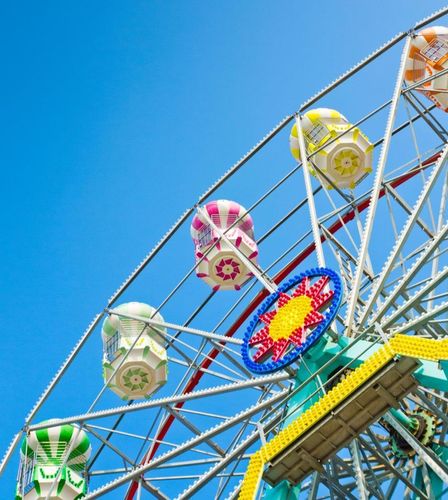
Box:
[126, 152, 440, 498]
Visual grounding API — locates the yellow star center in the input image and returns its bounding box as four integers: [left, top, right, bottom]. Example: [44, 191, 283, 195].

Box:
[268, 295, 313, 342]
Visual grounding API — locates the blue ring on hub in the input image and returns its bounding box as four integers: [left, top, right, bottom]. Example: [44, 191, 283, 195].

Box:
[241, 267, 342, 374]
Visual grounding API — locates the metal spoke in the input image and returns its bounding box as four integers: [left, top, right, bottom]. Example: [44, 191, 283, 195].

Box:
[106, 308, 243, 345]
[381, 266, 448, 328]
[368, 222, 448, 326]
[84, 389, 287, 498]
[358, 435, 428, 499]
[345, 36, 412, 336]
[349, 440, 368, 500]
[359, 147, 448, 328]
[28, 372, 289, 431]
[295, 114, 326, 267]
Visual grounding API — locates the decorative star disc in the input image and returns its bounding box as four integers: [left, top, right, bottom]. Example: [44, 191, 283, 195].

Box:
[241, 268, 342, 373]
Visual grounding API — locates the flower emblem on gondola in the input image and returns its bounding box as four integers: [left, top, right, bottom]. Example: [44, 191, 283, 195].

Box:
[241, 268, 342, 373]
[122, 367, 150, 392]
[215, 258, 241, 281]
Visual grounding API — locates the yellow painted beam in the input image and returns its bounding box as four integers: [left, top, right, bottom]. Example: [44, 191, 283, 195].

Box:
[389, 335, 448, 361]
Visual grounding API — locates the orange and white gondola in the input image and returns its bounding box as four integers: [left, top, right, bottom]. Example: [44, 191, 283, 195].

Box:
[405, 26, 448, 112]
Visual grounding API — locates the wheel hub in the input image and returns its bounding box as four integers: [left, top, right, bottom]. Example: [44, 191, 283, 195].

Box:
[387, 409, 438, 460]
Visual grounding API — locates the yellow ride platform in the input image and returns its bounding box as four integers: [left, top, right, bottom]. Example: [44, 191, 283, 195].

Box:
[263, 355, 418, 486]
[239, 334, 448, 500]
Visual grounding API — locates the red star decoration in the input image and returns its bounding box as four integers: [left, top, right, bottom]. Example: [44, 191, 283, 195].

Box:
[249, 275, 334, 363]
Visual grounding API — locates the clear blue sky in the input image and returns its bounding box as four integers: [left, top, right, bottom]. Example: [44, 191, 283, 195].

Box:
[1, 1, 447, 495]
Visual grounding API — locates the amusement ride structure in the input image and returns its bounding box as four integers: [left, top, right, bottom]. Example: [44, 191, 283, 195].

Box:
[3, 6, 448, 499]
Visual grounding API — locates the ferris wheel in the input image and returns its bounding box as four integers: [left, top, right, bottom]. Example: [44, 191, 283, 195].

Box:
[3, 5, 448, 500]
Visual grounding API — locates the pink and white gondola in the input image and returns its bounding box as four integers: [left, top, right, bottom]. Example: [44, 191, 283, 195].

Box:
[190, 200, 258, 291]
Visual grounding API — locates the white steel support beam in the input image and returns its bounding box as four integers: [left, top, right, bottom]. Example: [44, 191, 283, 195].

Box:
[84, 424, 221, 459]
[0, 432, 23, 477]
[307, 472, 321, 500]
[349, 440, 369, 500]
[84, 390, 286, 498]
[105, 308, 243, 345]
[392, 300, 448, 333]
[176, 420, 272, 499]
[430, 169, 448, 309]
[295, 114, 326, 267]
[359, 145, 448, 327]
[369, 222, 448, 325]
[28, 372, 290, 431]
[381, 265, 448, 329]
[163, 406, 225, 457]
[358, 436, 428, 499]
[320, 467, 358, 500]
[384, 184, 434, 237]
[345, 36, 412, 337]
[87, 426, 136, 467]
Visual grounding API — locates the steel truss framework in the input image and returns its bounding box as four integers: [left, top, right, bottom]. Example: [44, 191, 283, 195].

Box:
[3, 5, 448, 500]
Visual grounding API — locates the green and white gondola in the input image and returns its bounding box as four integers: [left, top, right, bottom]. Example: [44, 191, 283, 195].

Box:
[102, 301, 168, 400]
[16, 422, 91, 499]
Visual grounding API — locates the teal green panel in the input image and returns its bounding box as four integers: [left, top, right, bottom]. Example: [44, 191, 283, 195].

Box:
[323, 338, 380, 368]
[414, 361, 448, 392]
[263, 481, 301, 499]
